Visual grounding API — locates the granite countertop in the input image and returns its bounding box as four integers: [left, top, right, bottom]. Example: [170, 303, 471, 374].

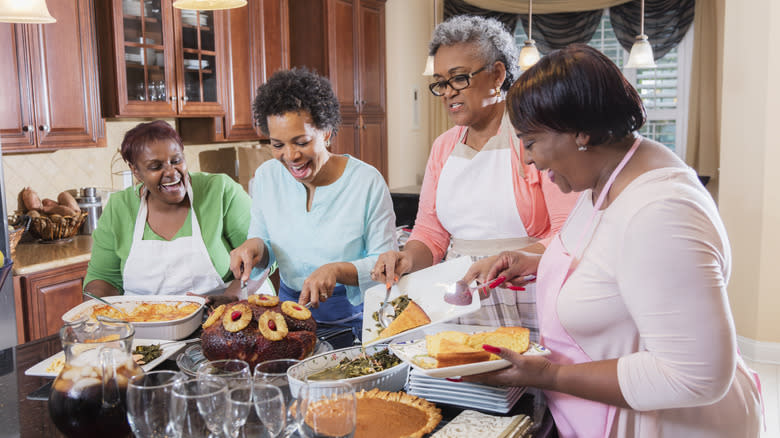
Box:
[12, 235, 92, 275]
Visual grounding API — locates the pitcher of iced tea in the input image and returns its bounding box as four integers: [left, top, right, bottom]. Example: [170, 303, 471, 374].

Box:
[49, 317, 143, 438]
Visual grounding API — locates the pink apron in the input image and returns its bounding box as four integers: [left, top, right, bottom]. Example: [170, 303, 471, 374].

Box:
[536, 136, 641, 438]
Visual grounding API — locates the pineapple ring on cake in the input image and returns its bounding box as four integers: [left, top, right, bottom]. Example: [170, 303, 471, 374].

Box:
[258, 311, 289, 341]
[222, 304, 252, 332]
[202, 304, 226, 329]
[249, 294, 279, 307]
[281, 300, 312, 320]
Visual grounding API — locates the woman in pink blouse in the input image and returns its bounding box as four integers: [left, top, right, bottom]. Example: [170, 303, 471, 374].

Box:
[371, 16, 576, 338]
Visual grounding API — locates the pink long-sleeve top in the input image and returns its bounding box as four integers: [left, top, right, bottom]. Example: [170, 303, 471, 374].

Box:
[409, 121, 578, 263]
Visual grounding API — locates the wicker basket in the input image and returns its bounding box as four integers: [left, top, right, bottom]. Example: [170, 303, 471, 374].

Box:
[7, 215, 30, 256]
[28, 211, 88, 241]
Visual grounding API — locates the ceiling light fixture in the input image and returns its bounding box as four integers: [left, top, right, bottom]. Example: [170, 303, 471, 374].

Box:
[518, 0, 541, 70]
[0, 0, 56, 23]
[625, 0, 656, 68]
[172, 0, 247, 11]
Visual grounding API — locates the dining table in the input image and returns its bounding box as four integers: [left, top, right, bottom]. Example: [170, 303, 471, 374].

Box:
[0, 330, 556, 437]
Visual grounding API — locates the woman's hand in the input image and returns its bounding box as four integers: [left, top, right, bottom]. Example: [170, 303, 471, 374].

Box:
[300, 264, 339, 308]
[371, 250, 413, 285]
[462, 251, 541, 290]
[461, 345, 557, 388]
[229, 238, 265, 283]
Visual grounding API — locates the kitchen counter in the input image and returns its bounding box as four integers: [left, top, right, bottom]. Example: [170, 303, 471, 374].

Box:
[12, 235, 92, 275]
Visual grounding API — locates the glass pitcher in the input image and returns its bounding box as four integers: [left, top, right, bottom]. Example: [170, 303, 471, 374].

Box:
[48, 317, 144, 438]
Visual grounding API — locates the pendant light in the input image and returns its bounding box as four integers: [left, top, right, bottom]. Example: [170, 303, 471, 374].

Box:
[518, 0, 541, 70]
[173, 0, 247, 11]
[0, 0, 56, 23]
[422, 0, 438, 76]
[625, 0, 656, 68]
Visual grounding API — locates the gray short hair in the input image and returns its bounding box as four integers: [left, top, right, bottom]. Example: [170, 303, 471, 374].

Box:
[429, 15, 520, 92]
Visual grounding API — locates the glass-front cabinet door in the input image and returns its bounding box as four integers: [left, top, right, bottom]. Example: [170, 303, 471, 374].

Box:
[118, 0, 176, 115]
[174, 8, 224, 116]
[103, 0, 224, 117]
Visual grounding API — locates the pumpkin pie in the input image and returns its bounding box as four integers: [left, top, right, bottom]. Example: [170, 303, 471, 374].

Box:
[378, 299, 431, 339]
[355, 389, 442, 438]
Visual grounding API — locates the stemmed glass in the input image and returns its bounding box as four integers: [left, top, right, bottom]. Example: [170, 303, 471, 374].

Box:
[254, 359, 300, 436]
[224, 383, 286, 438]
[127, 370, 185, 437]
[295, 381, 357, 438]
[197, 359, 251, 389]
[170, 376, 228, 438]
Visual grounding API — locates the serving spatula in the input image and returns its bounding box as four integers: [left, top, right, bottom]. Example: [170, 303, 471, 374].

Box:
[82, 291, 130, 319]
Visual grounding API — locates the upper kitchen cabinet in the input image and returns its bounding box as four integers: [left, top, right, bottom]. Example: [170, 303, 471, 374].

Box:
[288, 0, 387, 178]
[0, 0, 105, 153]
[179, 0, 289, 142]
[95, 0, 227, 117]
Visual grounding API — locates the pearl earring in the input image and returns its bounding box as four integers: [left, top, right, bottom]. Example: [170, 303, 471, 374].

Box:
[577, 145, 587, 151]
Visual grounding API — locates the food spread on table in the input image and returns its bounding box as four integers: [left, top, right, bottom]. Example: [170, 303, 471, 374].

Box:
[420, 327, 530, 368]
[199, 294, 318, 368]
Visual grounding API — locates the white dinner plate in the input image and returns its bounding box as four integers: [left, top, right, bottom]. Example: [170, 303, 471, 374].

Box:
[362, 257, 481, 346]
[388, 325, 550, 378]
[25, 339, 187, 378]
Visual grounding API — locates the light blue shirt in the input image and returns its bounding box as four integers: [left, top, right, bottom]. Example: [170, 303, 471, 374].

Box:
[248, 156, 397, 305]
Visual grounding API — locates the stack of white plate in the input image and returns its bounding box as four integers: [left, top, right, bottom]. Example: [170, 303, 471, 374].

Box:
[123, 0, 142, 15]
[407, 369, 526, 414]
[183, 59, 209, 70]
[181, 10, 208, 26]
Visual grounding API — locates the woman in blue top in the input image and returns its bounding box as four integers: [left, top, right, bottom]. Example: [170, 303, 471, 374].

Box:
[230, 68, 397, 339]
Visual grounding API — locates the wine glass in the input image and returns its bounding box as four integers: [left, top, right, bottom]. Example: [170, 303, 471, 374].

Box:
[254, 359, 300, 437]
[170, 376, 228, 438]
[197, 359, 251, 389]
[224, 383, 285, 438]
[295, 382, 357, 438]
[127, 371, 184, 437]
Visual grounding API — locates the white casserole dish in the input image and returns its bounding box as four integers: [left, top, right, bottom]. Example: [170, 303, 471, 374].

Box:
[61, 295, 206, 340]
[286, 343, 409, 398]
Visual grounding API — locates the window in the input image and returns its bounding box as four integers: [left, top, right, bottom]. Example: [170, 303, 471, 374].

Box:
[515, 12, 693, 158]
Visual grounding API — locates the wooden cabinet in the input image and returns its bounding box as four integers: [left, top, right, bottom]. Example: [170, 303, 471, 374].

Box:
[0, 0, 105, 153]
[95, 0, 228, 117]
[13, 262, 88, 344]
[289, 0, 387, 178]
[179, 0, 289, 142]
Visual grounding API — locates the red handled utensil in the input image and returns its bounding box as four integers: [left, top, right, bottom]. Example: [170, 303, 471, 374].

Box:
[444, 275, 536, 306]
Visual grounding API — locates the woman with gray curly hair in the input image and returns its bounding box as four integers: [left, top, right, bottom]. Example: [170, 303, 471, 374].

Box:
[230, 68, 397, 340]
[373, 16, 577, 339]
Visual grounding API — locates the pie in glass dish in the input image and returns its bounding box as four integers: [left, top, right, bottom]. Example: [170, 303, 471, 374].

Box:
[354, 388, 442, 438]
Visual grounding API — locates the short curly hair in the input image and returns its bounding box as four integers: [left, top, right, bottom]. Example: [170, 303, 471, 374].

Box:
[252, 68, 341, 136]
[429, 15, 520, 92]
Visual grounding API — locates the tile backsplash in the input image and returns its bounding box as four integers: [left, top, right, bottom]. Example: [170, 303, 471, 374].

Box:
[2, 119, 255, 212]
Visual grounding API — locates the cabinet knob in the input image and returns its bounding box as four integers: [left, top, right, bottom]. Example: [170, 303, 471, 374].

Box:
[182, 96, 189, 102]
[39, 124, 49, 132]
[22, 125, 33, 132]
[355, 100, 359, 106]
[361, 100, 366, 105]
[169, 95, 177, 101]
[362, 125, 366, 130]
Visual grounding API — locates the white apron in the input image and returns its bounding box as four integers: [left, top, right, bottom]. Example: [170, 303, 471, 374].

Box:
[436, 115, 538, 337]
[122, 181, 226, 295]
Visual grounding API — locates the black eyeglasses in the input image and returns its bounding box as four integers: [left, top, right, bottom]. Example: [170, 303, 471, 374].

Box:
[428, 65, 488, 96]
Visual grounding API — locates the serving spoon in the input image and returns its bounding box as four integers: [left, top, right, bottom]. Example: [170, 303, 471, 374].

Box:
[82, 291, 130, 318]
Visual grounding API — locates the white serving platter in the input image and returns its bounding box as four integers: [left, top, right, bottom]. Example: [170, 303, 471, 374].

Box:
[25, 338, 186, 378]
[388, 325, 550, 379]
[362, 257, 480, 346]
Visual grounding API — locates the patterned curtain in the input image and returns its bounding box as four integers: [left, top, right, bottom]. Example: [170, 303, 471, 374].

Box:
[443, 0, 518, 35]
[610, 0, 695, 60]
[517, 10, 604, 54]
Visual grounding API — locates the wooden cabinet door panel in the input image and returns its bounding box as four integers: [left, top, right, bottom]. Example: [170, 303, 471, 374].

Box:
[38, 277, 85, 339]
[31, 0, 104, 150]
[359, 115, 386, 178]
[222, 4, 258, 140]
[0, 24, 36, 150]
[357, 0, 385, 115]
[328, 0, 357, 113]
[335, 115, 359, 157]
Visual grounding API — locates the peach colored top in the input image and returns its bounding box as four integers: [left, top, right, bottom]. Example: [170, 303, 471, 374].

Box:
[408, 117, 578, 263]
